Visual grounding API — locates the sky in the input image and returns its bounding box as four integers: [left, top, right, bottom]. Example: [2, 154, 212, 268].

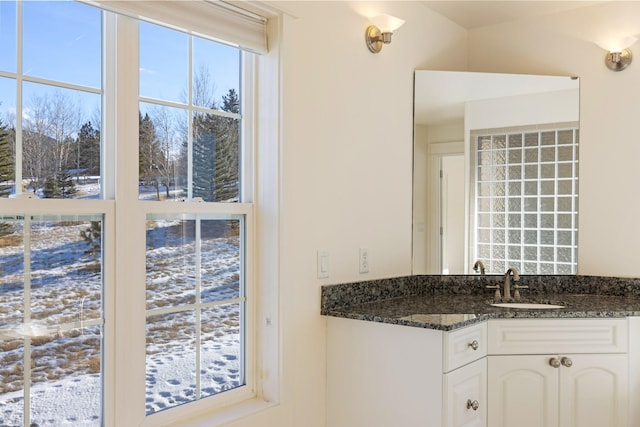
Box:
[0, 0, 240, 129]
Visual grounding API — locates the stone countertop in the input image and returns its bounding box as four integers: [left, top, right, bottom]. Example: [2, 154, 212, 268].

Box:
[321, 275, 640, 331]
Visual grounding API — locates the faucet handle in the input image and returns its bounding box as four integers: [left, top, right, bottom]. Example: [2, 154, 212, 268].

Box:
[486, 285, 501, 299]
[513, 284, 529, 299]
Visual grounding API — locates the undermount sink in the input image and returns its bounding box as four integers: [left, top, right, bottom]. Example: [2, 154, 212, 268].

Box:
[488, 300, 566, 309]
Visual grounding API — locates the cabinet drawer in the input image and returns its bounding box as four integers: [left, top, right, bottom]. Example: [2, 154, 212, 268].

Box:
[443, 358, 487, 427]
[488, 318, 627, 355]
[444, 322, 487, 372]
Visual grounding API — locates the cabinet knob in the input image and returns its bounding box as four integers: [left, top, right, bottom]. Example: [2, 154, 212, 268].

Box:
[549, 357, 561, 368]
[466, 399, 479, 411]
[469, 340, 479, 351]
[561, 357, 573, 368]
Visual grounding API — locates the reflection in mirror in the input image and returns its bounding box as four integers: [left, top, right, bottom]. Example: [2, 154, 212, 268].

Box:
[413, 71, 579, 275]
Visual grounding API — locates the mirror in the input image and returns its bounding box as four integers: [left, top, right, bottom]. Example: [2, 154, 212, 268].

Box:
[413, 70, 579, 275]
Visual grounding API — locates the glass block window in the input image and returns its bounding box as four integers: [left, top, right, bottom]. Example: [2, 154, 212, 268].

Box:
[472, 124, 578, 274]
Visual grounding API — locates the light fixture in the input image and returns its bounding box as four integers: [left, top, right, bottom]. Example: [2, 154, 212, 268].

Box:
[365, 14, 405, 54]
[598, 36, 637, 71]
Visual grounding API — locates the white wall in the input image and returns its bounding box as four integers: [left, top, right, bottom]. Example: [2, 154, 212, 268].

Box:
[222, 2, 640, 426]
[467, 2, 640, 277]
[226, 1, 467, 426]
[465, 89, 579, 131]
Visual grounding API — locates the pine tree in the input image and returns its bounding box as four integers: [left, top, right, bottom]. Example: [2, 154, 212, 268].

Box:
[0, 119, 15, 236]
[0, 119, 14, 198]
[213, 89, 240, 202]
[43, 176, 61, 198]
[139, 112, 162, 199]
[57, 170, 77, 198]
[77, 121, 101, 176]
[80, 221, 102, 257]
[192, 112, 216, 201]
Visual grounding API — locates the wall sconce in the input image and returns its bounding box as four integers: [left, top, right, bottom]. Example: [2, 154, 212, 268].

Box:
[365, 14, 405, 54]
[599, 36, 637, 71]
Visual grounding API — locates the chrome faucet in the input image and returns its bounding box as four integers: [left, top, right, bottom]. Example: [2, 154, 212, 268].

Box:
[503, 267, 520, 299]
[473, 260, 485, 275]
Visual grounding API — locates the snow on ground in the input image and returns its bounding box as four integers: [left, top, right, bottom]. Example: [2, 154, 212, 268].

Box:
[0, 185, 242, 426]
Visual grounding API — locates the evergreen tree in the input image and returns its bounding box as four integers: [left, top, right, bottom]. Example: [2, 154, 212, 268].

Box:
[0, 119, 15, 236]
[43, 176, 61, 198]
[213, 89, 240, 202]
[77, 121, 101, 176]
[57, 170, 77, 198]
[139, 112, 162, 199]
[80, 221, 102, 257]
[0, 119, 14, 198]
[192, 112, 217, 201]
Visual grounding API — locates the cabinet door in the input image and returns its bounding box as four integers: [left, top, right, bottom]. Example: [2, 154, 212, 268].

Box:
[488, 355, 559, 427]
[443, 358, 486, 427]
[559, 354, 628, 427]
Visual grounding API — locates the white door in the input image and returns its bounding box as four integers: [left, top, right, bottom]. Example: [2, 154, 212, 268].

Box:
[559, 354, 628, 427]
[488, 355, 559, 427]
[440, 155, 465, 275]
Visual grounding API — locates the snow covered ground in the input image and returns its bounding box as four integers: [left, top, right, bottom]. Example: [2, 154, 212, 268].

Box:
[0, 186, 242, 426]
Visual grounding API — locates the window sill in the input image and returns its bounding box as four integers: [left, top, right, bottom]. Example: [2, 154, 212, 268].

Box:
[167, 397, 279, 427]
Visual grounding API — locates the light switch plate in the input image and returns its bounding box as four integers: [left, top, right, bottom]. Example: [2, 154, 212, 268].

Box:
[317, 251, 329, 279]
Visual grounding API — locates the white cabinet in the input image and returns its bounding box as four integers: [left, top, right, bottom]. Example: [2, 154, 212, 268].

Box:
[327, 316, 639, 427]
[326, 317, 486, 427]
[488, 355, 558, 427]
[444, 358, 486, 427]
[487, 319, 628, 427]
[559, 354, 628, 427]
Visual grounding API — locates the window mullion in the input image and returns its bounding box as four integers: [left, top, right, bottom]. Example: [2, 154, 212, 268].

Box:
[112, 13, 148, 427]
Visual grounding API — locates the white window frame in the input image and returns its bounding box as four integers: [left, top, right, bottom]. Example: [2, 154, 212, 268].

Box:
[1, 2, 281, 425]
[109, 12, 262, 427]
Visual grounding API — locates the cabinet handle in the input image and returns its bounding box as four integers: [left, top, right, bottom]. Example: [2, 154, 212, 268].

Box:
[561, 357, 573, 368]
[549, 357, 561, 368]
[469, 340, 479, 351]
[466, 399, 479, 411]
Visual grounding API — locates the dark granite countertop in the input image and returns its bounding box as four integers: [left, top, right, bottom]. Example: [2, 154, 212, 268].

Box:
[321, 275, 640, 331]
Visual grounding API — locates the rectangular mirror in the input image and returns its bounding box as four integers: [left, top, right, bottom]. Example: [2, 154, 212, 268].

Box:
[413, 70, 579, 275]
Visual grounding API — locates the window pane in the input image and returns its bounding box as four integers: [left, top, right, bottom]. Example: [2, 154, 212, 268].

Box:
[477, 228, 490, 243]
[0, 2, 16, 73]
[508, 148, 522, 163]
[491, 135, 505, 149]
[145, 214, 244, 414]
[558, 146, 574, 161]
[541, 163, 555, 179]
[508, 245, 521, 259]
[140, 22, 188, 103]
[192, 112, 240, 202]
[139, 104, 188, 201]
[23, 1, 101, 88]
[146, 310, 197, 414]
[139, 27, 242, 203]
[541, 180, 554, 196]
[477, 136, 491, 150]
[507, 133, 522, 148]
[541, 146, 555, 162]
[0, 339, 24, 426]
[22, 82, 102, 199]
[0, 214, 103, 426]
[201, 304, 244, 397]
[0, 78, 16, 197]
[524, 148, 538, 163]
[193, 38, 240, 110]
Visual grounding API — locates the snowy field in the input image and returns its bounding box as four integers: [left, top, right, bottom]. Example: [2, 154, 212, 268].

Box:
[0, 184, 242, 426]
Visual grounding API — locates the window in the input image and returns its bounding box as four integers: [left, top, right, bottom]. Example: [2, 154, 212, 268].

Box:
[472, 124, 579, 274]
[0, 1, 271, 425]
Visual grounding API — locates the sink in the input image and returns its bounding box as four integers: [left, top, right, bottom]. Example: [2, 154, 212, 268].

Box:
[488, 300, 566, 309]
